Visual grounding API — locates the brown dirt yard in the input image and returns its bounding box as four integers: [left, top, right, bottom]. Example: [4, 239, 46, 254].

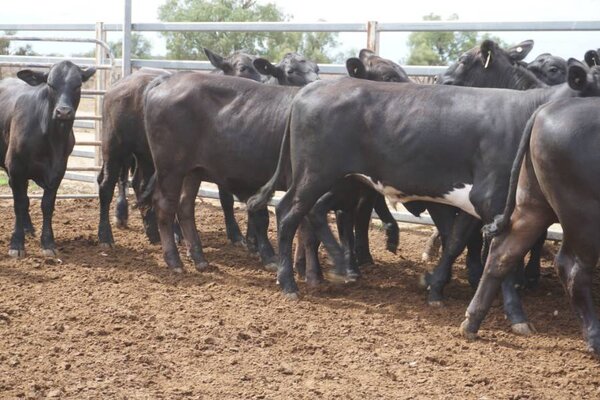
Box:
[0, 197, 598, 399]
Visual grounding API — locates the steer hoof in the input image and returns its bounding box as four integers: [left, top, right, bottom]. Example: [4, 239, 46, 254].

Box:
[170, 266, 185, 274]
[42, 248, 59, 257]
[232, 239, 246, 248]
[511, 322, 537, 336]
[195, 260, 210, 272]
[459, 319, 479, 341]
[418, 273, 431, 290]
[264, 262, 279, 272]
[325, 271, 349, 285]
[114, 217, 128, 229]
[8, 249, 26, 258]
[283, 291, 300, 301]
[428, 300, 444, 308]
[99, 242, 113, 250]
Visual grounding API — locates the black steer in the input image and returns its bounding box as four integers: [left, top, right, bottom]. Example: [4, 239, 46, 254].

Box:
[526, 53, 568, 86]
[247, 60, 600, 336]
[418, 39, 550, 299]
[0, 61, 95, 256]
[254, 52, 319, 86]
[461, 93, 600, 355]
[346, 49, 410, 82]
[97, 49, 297, 249]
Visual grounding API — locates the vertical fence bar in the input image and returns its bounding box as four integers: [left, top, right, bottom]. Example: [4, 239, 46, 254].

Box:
[94, 22, 105, 193]
[122, 0, 132, 76]
[366, 21, 380, 54]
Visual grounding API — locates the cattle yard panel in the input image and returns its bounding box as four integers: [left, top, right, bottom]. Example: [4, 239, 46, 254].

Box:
[2, 20, 599, 240]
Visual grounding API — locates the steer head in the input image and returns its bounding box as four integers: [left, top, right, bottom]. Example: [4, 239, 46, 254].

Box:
[437, 39, 539, 89]
[346, 49, 410, 82]
[204, 48, 264, 82]
[567, 58, 600, 96]
[584, 50, 600, 68]
[527, 53, 567, 86]
[17, 61, 96, 121]
[253, 53, 320, 86]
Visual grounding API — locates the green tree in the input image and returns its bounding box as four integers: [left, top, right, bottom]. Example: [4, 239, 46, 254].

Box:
[73, 33, 152, 59]
[406, 13, 505, 65]
[110, 33, 153, 59]
[158, 0, 339, 62]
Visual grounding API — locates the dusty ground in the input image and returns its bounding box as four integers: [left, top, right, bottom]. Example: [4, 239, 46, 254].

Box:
[0, 198, 598, 399]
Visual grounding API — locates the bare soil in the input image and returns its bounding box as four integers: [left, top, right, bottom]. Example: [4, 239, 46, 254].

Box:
[0, 198, 598, 399]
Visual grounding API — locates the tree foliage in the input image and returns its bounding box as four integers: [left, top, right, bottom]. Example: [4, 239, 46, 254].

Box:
[406, 13, 505, 65]
[158, 0, 339, 63]
[109, 33, 153, 59]
[0, 31, 38, 56]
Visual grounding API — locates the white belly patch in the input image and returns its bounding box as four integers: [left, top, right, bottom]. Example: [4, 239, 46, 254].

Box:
[348, 174, 480, 219]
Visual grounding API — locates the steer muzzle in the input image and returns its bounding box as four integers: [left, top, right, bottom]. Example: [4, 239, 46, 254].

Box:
[54, 105, 75, 121]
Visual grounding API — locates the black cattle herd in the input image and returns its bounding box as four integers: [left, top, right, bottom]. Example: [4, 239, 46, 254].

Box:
[1, 38, 600, 355]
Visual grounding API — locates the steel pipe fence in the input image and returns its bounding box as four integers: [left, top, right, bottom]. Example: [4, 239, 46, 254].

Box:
[1, 18, 596, 240]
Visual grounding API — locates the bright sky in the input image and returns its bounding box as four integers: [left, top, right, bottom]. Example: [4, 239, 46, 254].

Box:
[1, 0, 599, 63]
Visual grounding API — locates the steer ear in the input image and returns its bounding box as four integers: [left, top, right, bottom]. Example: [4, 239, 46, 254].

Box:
[507, 39, 534, 62]
[17, 69, 48, 86]
[584, 50, 599, 67]
[359, 48, 375, 61]
[346, 58, 367, 79]
[253, 58, 282, 78]
[80, 66, 96, 82]
[567, 58, 589, 91]
[480, 40, 497, 67]
[204, 48, 231, 73]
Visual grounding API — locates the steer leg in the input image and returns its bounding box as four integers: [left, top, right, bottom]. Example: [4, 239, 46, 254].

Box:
[555, 242, 600, 355]
[275, 181, 332, 297]
[115, 159, 132, 229]
[177, 173, 209, 271]
[8, 175, 29, 258]
[298, 221, 324, 286]
[523, 231, 547, 289]
[97, 158, 121, 247]
[353, 190, 375, 266]
[23, 195, 34, 237]
[130, 156, 160, 244]
[423, 211, 480, 306]
[336, 209, 359, 277]
[465, 228, 484, 289]
[460, 203, 554, 339]
[246, 211, 258, 254]
[40, 186, 59, 257]
[371, 192, 399, 255]
[248, 207, 277, 271]
[218, 187, 245, 246]
[306, 192, 354, 282]
[154, 172, 185, 273]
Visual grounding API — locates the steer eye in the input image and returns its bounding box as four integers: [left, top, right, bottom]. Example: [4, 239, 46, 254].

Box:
[287, 68, 295, 74]
[239, 65, 248, 72]
[549, 67, 558, 73]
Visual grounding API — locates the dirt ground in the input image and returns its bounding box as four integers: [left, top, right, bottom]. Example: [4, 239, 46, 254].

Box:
[0, 198, 598, 399]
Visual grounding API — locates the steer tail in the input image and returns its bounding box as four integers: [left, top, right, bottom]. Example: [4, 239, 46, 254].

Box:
[482, 109, 540, 238]
[247, 111, 292, 212]
[136, 172, 157, 211]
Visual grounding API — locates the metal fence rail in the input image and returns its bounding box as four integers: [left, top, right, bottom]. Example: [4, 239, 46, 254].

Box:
[1, 18, 596, 241]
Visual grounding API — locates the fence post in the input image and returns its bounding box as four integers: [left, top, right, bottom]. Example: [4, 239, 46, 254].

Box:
[94, 22, 105, 191]
[366, 21, 380, 54]
[122, 0, 132, 76]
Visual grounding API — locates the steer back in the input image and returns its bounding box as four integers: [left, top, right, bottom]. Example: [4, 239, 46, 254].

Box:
[265, 60, 599, 224]
[144, 72, 299, 200]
